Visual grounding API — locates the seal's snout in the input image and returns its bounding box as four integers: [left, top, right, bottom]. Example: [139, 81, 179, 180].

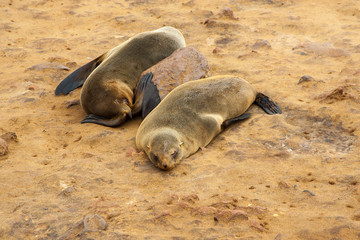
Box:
[120, 103, 133, 119]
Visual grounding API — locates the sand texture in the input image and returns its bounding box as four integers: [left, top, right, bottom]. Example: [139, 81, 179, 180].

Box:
[1, 0, 359, 239]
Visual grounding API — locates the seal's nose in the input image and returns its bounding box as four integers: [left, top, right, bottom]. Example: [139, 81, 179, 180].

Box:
[163, 163, 167, 169]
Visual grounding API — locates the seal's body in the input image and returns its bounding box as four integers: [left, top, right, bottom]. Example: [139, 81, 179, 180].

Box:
[136, 75, 282, 170]
[55, 26, 186, 127]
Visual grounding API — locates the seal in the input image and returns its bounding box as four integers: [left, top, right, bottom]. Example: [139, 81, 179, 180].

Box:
[136, 75, 282, 170]
[133, 46, 209, 118]
[55, 26, 186, 127]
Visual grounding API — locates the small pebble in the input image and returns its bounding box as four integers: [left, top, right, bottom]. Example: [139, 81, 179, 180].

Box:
[26, 62, 70, 71]
[0, 138, 8, 156]
[298, 75, 314, 84]
[252, 40, 271, 50]
[83, 214, 107, 231]
[0, 132, 17, 142]
[212, 47, 222, 54]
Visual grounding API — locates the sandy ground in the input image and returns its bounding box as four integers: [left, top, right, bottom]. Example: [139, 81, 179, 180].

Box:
[1, 0, 360, 239]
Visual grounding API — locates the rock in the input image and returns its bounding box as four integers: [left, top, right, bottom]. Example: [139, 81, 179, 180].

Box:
[203, 7, 240, 29]
[153, 210, 171, 220]
[182, 0, 195, 7]
[114, 15, 137, 25]
[295, 41, 349, 57]
[26, 62, 70, 71]
[193, 206, 218, 216]
[58, 215, 105, 238]
[316, 85, 357, 103]
[63, 99, 80, 108]
[278, 180, 291, 189]
[126, 147, 138, 157]
[248, 219, 265, 232]
[58, 187, 76, 197]
[214, 209, 248, 222]
[218, 7, 239, 20]
[29, 38, 66, 50]
[0, 138, 8, 156]
[298, 75, 314, 84]
[0, 132, 18, 142]
[138, 47, 209, 100]
[83, 214, 108, 231]
[212, 47, 222, 54]
[274, 233, 283, 240]
[252, 40, 271, 50]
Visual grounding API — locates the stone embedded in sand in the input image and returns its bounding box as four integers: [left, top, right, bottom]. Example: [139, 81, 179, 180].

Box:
[58, 187, 76, 197]
[153, 210, 171, 220]
[203, 7, 240, 28]
[0, 138, 8, 156]
[212, 47, 222, 54]
[58, 214, 107, 239]
[193, 206, 218, 216]
[252, 40, 271, 50]
[278, 180, 291, 189]
[83, 214, 108, 231]
[218, 7, 239, 20]
[126, 147, 138, 157]
[296, 41, 349, 57]
[0, 132, 17, 142]
[182, 0, 195, 7]
[316, 85, 357, 103]
[248, 219, 265, 232]
[298, 75, 314, 84]
[114, 15, 137, 25]
[29, 37, 66, 50]
[26, 62, 70, 71]
[214, 209, 248, 222]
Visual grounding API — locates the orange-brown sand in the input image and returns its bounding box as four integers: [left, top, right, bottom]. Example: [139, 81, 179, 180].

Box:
[1, 0, 359, 239]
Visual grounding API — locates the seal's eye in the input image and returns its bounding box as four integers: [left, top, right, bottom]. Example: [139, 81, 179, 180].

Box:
[123, 98, 129, 106]
[150, 152, 159, 162]
[171, 151, 178, 159]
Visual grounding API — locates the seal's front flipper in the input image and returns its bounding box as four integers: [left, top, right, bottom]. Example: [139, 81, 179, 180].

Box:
[135, 72, 161, 118]
[255, 93, 282, 115]
[133, 72, 152, 115]
[222, 113, 251, 128]
[55, 54, 105, 95]
[81, 114, 127, 127]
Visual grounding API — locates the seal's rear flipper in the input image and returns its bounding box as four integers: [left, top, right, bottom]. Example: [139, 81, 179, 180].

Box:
[55, 54, 105, 95]
[81, 114, 126, 127]
[222, 113, 251, 128]
[255, 93, 282, 115]
[135, 72, 161, 118]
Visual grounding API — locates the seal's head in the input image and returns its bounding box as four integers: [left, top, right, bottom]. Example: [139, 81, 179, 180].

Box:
[146, 132, 184, 170]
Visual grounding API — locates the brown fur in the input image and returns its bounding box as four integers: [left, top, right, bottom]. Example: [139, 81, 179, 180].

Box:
[80, 26, 186, 126]
[136, 76, 257, 170]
